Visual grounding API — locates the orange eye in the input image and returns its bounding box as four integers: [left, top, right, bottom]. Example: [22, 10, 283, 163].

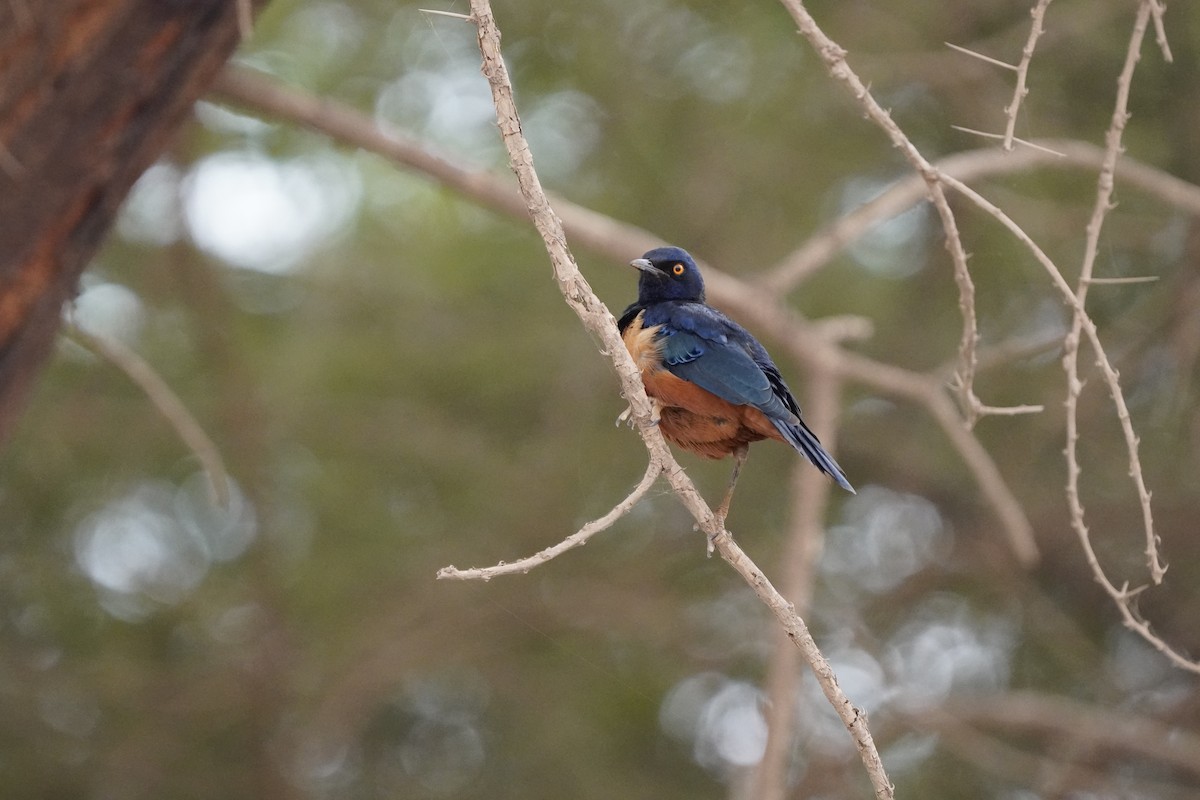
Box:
[672, 263, 685, 276]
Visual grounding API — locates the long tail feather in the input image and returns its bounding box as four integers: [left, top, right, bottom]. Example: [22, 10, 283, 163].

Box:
[772, 419, 855, 494]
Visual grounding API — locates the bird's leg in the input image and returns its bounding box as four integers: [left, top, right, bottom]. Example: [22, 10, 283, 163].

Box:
[614, 399, 662, 428]
[709, 445, 749, 553]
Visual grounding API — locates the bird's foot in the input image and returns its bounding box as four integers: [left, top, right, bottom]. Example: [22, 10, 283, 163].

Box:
[703, 512, 730, 558]
[614, 402, 661, 428]
[615, 405, 633, 427]
[705, 526, 731, 558]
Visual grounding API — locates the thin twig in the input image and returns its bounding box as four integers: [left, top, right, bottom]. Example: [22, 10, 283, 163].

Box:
[1063, 1, 1165, 599]
[945, 222, 982, 427]
[63, 320, 231, 508]
[1083, 275, 1160, 285]
[712, 274, 1040, 566]
[464, 1, 892, 795]
[1003, 0, 1054, 151]
[1147, 0, 1173, 63]
[782, 0, 1188, 667]
[437, 456, 662, 580]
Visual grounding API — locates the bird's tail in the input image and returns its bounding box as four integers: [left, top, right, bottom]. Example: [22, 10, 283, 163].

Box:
[772, 418, 855, 494]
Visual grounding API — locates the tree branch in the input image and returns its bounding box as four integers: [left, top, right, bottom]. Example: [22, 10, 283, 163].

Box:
[63, 319, 230, 507]
[1003, 0, 1054, 151]
[1063, 0, 1164, 596]
[943, 172, 1200, 673]
[437, 455, 662, 580]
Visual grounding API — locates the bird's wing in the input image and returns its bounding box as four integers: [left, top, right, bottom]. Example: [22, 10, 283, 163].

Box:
[653, 305, 800, 425]
[652, 303, 855, 493]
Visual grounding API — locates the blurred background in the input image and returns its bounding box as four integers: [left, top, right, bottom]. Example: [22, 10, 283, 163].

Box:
[2, 0, 1199, 798]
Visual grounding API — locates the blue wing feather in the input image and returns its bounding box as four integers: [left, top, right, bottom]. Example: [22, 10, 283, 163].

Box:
[644, 302, 855, 493]
[649, 305, 795, 422]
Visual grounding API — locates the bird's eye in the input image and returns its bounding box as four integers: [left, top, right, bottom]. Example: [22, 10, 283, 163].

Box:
[672, 263, 685, 276]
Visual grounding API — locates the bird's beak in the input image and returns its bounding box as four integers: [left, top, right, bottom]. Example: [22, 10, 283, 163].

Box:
[630, 258, 657, 273]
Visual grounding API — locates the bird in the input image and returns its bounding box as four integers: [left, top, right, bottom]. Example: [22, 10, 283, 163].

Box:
[617, 246, 854, 531]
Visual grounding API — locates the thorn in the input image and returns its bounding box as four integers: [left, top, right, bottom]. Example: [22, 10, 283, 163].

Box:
[944, 42, 1019, 72]
[419, 8, 474, 21]
[1082, 275, 1159, 285]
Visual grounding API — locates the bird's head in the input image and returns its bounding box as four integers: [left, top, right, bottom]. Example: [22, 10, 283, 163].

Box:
[629, 246, 705, 304]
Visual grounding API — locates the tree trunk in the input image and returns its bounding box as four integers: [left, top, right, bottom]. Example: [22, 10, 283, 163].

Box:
[0, 0, 265, 441]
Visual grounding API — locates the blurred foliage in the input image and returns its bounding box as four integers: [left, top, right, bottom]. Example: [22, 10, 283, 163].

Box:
[2, 1, 1200, 798]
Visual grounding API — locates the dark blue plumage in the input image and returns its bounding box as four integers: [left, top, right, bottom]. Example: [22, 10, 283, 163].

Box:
[619, 246, 854, 494]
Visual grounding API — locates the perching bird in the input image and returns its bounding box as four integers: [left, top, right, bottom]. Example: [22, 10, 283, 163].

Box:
[618, 246, 854, 528]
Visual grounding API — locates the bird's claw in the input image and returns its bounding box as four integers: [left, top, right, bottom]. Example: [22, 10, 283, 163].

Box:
[614, 403, 661, 429]
[615, 405, 633, 427]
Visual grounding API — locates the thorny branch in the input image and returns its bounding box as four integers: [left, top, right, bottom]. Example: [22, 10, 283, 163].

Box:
[776, 0, 1033, 432]
[943, 173, 1199, 674]
[779, 0, 1194, 672]
[946, 0, 1054, 152]
[1004, 0, 1053, 150]
[1061, 0, 1187, 669]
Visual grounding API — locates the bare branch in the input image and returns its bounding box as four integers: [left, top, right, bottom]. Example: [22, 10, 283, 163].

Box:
[703, 273, 1039, 566]
[775, 0, 1040, 564]
[437, 456, 662, 580]
[937, 691, 1200, 780]
[1083, 275, 1160, 285]
[780, 0, 1032, 431]
[1003, 0, 1054, 150]
[63, 320, 231, 508]
[1063, 1, 1165, 600]
[915, 705, 1200, 798]
[1147, 0, 1173, 63]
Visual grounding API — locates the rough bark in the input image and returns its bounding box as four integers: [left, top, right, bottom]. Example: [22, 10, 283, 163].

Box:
[0, 0, 264, 441]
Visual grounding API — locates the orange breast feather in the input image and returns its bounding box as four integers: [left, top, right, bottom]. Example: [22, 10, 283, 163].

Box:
[621, 311, 782, 459]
